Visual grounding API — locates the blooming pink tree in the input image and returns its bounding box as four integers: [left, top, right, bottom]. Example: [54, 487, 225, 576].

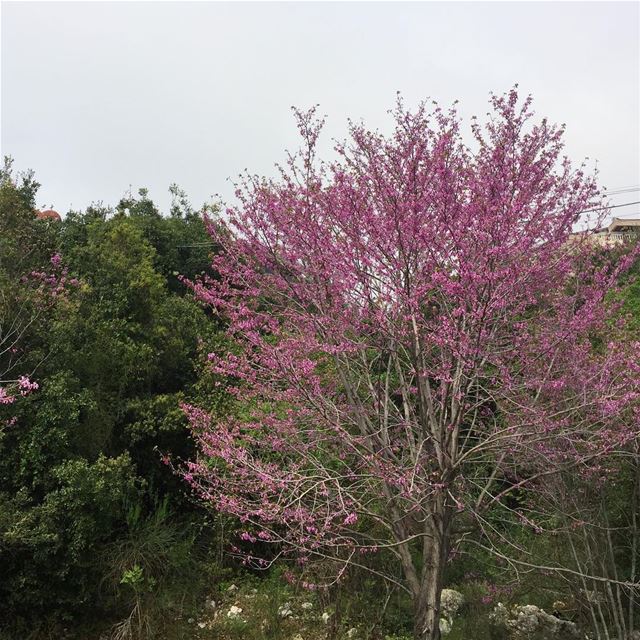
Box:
[183, 90, 640, 640]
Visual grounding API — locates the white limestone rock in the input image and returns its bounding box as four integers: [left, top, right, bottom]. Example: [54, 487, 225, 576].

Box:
[227, 605, 243, 619]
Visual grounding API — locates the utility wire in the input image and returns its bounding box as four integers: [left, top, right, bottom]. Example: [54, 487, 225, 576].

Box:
[603, 186, 640, 196]
[178, 242, 218, 247]
[604, 183, 640, 190]
[579, 201, 640, 215]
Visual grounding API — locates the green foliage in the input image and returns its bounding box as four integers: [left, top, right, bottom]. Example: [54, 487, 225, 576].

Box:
[0, 168, 227, 636]
[0, 158, 62, 394]
[0, 157, 48, 276]
[0, 453, 139, 621]
[620, 238, 640, 332]
[107, 187, 214, 292]
[105, 498, 206, 640]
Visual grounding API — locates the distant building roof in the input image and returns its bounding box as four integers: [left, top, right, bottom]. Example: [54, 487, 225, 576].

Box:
[36, 209, 61, 221]
[608, 217, 640, 232]
[583, 217, 640, 245]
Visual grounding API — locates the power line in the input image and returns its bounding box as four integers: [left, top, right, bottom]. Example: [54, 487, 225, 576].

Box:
[604, 183, 640, 190]
[177, 242, 218, 247]
[603, 186, 640, 196]
[578, 201, 640, 215]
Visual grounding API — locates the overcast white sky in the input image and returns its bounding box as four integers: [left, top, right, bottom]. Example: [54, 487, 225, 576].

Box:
[1, 1, 639, 220]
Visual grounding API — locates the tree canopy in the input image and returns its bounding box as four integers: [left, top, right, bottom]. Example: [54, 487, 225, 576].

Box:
[183, 91, 640, 640]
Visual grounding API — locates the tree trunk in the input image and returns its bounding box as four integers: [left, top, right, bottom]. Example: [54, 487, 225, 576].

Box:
[413, 584, 442, 640]
[412, 532, 448, 640]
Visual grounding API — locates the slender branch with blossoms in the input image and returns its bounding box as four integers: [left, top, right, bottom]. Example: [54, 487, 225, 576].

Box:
[183, 89, 640, 640]
[0, 251, 77, 427]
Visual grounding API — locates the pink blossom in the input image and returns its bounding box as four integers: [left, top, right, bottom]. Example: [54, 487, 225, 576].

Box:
[0, 387, 15, 405]
[18, 376, 39, 396]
